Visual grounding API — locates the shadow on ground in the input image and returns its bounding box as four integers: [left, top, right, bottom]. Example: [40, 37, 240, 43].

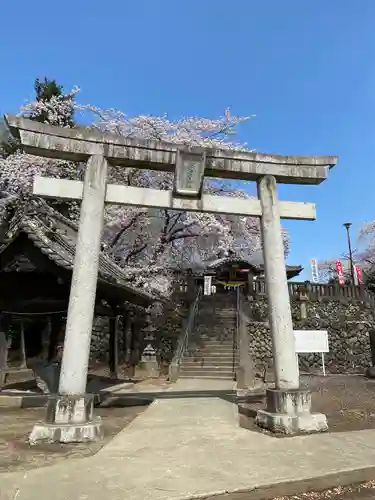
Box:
[98, 388, 263, 408]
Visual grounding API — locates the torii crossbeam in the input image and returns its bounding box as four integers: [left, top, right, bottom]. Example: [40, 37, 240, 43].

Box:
[4, 115, 337, 441]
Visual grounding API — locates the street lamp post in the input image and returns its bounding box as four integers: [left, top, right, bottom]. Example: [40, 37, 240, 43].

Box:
[344, 222, 356, 284]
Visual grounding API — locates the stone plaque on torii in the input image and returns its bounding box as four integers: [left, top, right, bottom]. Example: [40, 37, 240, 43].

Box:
[4, 115, 338, 441]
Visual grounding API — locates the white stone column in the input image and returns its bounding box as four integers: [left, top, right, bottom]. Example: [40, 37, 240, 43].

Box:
[257, 175, 299, 390]
[59, 154, 108, 395]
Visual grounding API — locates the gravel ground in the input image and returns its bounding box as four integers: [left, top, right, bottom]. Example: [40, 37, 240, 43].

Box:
[242, 375, 375, 435]
[0, 405, 146, 473]
[273, 480, 375, 500]
[301, 374, 375, 432]
[240, 375, 375, 498]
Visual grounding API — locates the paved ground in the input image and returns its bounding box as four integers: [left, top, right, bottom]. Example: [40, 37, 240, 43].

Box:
[2, 378, 375, 500]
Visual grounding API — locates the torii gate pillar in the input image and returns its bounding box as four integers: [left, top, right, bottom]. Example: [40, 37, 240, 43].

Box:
[258, 175, 300, 389]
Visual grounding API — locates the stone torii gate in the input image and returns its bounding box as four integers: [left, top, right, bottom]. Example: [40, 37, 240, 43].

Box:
[5, 115, 337, 441]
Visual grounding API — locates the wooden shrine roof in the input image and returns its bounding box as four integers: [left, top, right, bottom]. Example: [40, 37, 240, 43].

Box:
[204, 255, 303, 278]
[0, 200, 156, 308]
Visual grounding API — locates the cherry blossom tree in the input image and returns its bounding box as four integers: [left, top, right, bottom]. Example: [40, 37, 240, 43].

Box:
[317, 259, 353, 284]
[358, 223, 375, 267]
[0, 83, 290, 296]
[353, 223, 375, 290]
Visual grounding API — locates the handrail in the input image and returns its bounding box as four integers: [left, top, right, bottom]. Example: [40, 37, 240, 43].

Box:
[175, 286, 202, 363]
[233, 286, 240, 376]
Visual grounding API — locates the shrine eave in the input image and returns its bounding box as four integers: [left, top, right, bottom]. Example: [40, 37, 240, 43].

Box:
[0, 201, 157, 309]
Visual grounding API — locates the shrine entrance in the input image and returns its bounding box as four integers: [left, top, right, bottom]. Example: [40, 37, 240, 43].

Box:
[213, 261, 251, 295]
[201, 257, 255, 296]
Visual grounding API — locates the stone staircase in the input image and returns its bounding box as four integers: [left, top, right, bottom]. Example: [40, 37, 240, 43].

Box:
[179, 293, 238, 380]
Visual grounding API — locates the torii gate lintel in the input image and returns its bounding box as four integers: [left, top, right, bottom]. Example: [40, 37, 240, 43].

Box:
[5, 114, 337, 185]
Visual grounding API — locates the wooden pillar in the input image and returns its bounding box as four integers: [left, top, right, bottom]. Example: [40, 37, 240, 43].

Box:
[121, 311, 133, 379]
[19, 321, 27, 368]
[247, 271, 253, 296]
[127, 317, 138, 379]
[48, 315, 64, 362]
[120, 312, 130, 365]
[41, 317, 51, 360]
[109, 315, 119, 379]
[0, 314, 11, 389]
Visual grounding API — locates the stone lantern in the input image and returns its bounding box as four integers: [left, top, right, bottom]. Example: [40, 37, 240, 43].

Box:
[296, 283, 309, 319]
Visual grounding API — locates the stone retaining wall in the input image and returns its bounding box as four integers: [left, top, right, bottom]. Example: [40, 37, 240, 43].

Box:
[247, 297, 375, 374]
[90, 317, 110, 361]
[89, 305, 185, 364]
[90, 316, 126, 363]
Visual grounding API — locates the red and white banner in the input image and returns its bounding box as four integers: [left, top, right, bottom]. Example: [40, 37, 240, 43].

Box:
[355, 266, 364, 285]
[336, 260, 345, 286]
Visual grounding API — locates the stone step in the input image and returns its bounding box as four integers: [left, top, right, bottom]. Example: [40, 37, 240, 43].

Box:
[199, 295, 235, 300]
[201, 340, 234, 346]
[184, 359, 235, 367]
[179, 370, 234, 379]
[180, 365, 234, 374]
[198, 307, 236, 311]
[180, 366, 234, 374]
[198, 318, 235, 322]
[199, 304, 236, 308]
[197, 312, 236, 318]
[180, 367, 236, 375]
[192, 353, 234, 360]
[196, 331, 235, 337]
[197, 353, 234, 360]
[196, 325, 236, 330]
[185, 352, 235, 358]
[198, 323, 235, 327]
[198, 320, 235, 324]
[181, 360, 235, 369]
[200, 336, 234, 342]
[198, 346, 235, 353]
[197, 321, 235, 324]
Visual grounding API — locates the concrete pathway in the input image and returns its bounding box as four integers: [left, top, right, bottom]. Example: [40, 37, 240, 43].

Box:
[2, 379, 375, 500]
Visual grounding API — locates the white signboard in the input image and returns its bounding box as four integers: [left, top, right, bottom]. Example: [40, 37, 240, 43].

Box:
[294, 330, 329, 353]
[294, 330, 329, 376]
[311, 259, 319, 283]
[204, 275, 212, 295]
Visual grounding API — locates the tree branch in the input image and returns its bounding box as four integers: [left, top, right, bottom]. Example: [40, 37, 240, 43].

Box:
[109, 214, 140, 248]
[124, 243, 148, 264]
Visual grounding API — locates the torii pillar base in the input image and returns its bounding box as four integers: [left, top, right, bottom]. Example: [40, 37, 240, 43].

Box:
[29, 394, 103, 445]
[256, 388, 328, 435]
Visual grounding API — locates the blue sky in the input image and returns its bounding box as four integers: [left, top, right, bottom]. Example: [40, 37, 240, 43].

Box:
[1, 0, 374, 280]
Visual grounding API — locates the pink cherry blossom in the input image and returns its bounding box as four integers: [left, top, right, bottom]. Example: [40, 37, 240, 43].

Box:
[1, 86, 289, 296]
